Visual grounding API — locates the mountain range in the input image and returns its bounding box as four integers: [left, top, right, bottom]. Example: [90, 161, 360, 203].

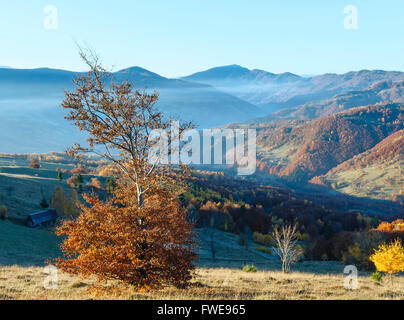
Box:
[0, 66, 261, 152]
[183, 65, 404, 113]
[0, 66, 261, 122]
[248, 80, 404, 123]
[1, 64, 404, 162]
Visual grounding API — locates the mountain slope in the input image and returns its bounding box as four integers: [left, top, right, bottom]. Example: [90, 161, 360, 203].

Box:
[250, 80, 404, 123]
[250, 103, 404, 182]
[310, 130, 404, 200]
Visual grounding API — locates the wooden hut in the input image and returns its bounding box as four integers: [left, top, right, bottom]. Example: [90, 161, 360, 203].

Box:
[26, 209, 58, 228]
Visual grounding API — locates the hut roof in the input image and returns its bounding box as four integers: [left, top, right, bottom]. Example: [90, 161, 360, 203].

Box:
[27, 209, 58, 227]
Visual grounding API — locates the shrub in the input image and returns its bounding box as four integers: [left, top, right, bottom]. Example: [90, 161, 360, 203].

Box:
[342, 231, 383, 271]
[253, 232, 275, 247]
[371, 272, 383, 282]
[254, 247, 272, 255]
[243, 264, 257, 273]
[40, 198, 49, 209]
[70, 164, 89, 174]
[370, 239, 404, 275]
[50, 186, 65, 216]
[67, 174, 84, 190]
[28, 158, 40, 169]
[0, 205, 7, 220]
[90, 177, 103, 190]
[296, 244, 306, 261]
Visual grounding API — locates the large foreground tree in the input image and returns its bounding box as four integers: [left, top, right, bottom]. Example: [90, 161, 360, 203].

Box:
[53, 50, 196, 290]
[55, 183, 195, 290]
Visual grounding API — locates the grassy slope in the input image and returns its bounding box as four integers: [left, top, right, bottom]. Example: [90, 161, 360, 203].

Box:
[320, 161, 403, 200]
[0, 220, 61, 266]
[0, 157, 98, 219]
[313, 130, 404, 199]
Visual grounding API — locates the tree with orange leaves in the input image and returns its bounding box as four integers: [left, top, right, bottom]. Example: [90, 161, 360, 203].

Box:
[52, 49, 196, 290]
[377, 219, 404, 233]
[55, 183, 195, 290]
[28, 158, 40, 169]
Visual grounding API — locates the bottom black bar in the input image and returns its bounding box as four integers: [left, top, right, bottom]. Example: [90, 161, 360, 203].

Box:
[1, 300, 403, 319]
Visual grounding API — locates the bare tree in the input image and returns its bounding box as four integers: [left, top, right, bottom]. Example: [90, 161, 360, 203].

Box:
[272, 224, 301, 273]
[62, 48, 193, 207]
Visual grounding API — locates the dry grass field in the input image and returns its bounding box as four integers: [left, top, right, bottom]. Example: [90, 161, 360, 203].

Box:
[1, 264, 404, 300]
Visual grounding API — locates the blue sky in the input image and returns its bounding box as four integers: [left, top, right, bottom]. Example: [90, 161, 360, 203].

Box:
[0, 0, 403, 77]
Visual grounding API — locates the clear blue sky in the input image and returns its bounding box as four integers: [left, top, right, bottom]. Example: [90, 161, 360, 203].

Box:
[0, 0, 403, 77]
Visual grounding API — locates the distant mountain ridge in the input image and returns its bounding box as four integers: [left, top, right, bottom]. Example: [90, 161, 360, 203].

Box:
[182, 64, 301, 84]
[2, 64, 404, 154]
[0, 66, 262, 153]
[0, 66, 261, 121]
[249, 80, 404, 123]
[0, 66, 209, 93]
[182, 65, 404, 112]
